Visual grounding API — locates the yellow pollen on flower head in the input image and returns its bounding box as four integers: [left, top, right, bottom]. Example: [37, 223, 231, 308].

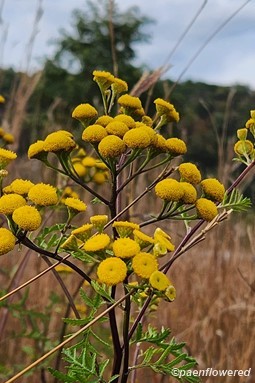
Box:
[72, 103, 98, 123]
[28, 183, 58, 206]
[28, 140, 46, 159]
[166, 138, 187, 156]
[96, 115, 114, 127]
[82, 124, 108, 143]
[196, 198, 218, 222]
[153, 134, 168, 152]
[118, 94, 142, 110]
[201, 178, 225, 202]
[180, 182, 197, 204]
[0, 147, 17, 167]
[92, 172, 108, 184]
[106, 121, 129, 138]
[97, 257, 127, 286]
[44, 131, 76, 153]
[7, 179, 35, 195]
[98, 135, 126, 158]
[112, 237, 140, 259]
[112, 221, 140, 238]
[154, 98, 174, 115]
[114, 115, 136, 129]
[123, 128, 151, 149]
[135, 123, 157, 145]
[237, 128, 248, 140]
[60, 235, 80, 251]
[142, 115, 153, 126]
[0, 228, 16, 255]
[111, 77, 128, 94]
[90, 215, 108, 232]
[155, 179, 184, 202]
[83, 233, 111, 252]
[133, 229, 155, 249]
[64, 197, 87, 212]
[0, 193, 26, 215]
[178, 162, 201, 185]
[72, 223, 93, 241]
[12, 205, 42, 231]
[132, 252, 158, 279]
[234, 140, 254, 156]
[93, 70, 115, 90]
[149, 270, 171, 291]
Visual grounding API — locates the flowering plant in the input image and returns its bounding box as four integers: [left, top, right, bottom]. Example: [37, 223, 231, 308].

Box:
[0, 72, 254, 383]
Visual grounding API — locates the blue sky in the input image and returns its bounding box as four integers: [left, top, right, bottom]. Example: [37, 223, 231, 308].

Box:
[0, 0, 255, 88]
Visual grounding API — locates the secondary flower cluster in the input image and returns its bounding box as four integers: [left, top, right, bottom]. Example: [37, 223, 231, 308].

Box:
[234, 109, 255, 164]
[154, 162, 225, 222]
[61, 217, 176, 301]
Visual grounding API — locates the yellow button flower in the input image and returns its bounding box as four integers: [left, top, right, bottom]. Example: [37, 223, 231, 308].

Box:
[106, 121, 129, 138]
[28, 140, 46, 159]
[12, 205, 42, 231]
[96, 115, 114, 127]
[123, 128, 151, 149]
[64, 197, 87, 212]
[0, 228, 16, 255]
[7, 179, 35, 195]
[155, 179, 184, 202]
[44, 131, 76, 153]
[149, 270, 171, 291]
[82, 124, 108, 143]
[111, 77, 128, 94]
[0, 148, 17, 167]
[83, 233, 111, 252]
[118, 94, 142, 110]
[234, 140, 254, 156]
[132, 252, 158, 279]
[72, 223, 93, 241]
[28, 183, 58, 206]
[97, 257, 127, 286]
[112, 221, 140, 238]
[196, 198, 218, 221]
[114, 114, 136, 129]
[153, 134, 168, 152]
[237, 128, 247, 140]
[98, 135, 126, 158]
[0, 194, 27, 215]
[201, 178, 225, 202]
[0, 95, 5, 103]
[92, 172, 107, 184]
[181, 182, 197, 204]
[72, 162, 87, 177]
[112, 237, 140, 258]
[72, 103, 98, 123]
[90, 215, 108, 232]
[133, 229, 155, 249]
[166, 138, 187, 155]
[93, 71, 115, 90]
[178, 162, 201, 184]
[3, 133, 14, 144]
[154, 98, 175, 115]
[164, 285, 176, 302]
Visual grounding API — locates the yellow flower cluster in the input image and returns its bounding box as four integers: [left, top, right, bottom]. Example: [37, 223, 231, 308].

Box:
[234, 110, 255, 162]
[28, 131, 76, 158]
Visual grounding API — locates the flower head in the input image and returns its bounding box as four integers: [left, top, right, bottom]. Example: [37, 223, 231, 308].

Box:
[72, 103, 98, 124]
[0, 194, 26, 215]
[237, 128, 248, 140]
[73, 162, 87, 177]
[96, 115, 114, 127]
[154, 98, 175, 116]
[179, 163, 201, 184]
[118, 94, 142, 110]
[97, 257, 127, 286]
[60, 235, 80, 251]
[114, 115, 136, 129]
[0, 148, 17, 167]
[3, 133, 14, 144]
[28, 140, 46, 159]
[112, 221, 140, 237]
[196, 198, 218, 221]
[132, 252, 158, 279]
[164, 285, 176, 302]
[28, 183, 58, 206]
[82, 124, 108, 143]
[106, 121, 129, 138]
[4, 179, 34, 195]
[64, 197, 87, 212]
[0, 228, 16, 255]
[98, 135, 126, 158]
[201, 178, 225, 202]
[111, 77, 128, 94]
[83, 233, 111, 252]
[153, 134, 168, 152]
[166, 138, 187, 156]
[133, 229, 155, 249]
[149, 271, 171, 291]
[123, 128, 151, 149]
[181, 182, 197, 204]
[234, 140, 254, 156]
[72, 224, 93, 241]
[90, 215, 108, 232]
[0, 95, 5, 103]
[112, 237, 140, 259]
[55, 264, 74, 273]
[12, 205, 42, 231]
[44, 131, 76, 153]
[93, 71, 115, 90]
[154, 229, 175, 256]
[155, 179, 184, 202]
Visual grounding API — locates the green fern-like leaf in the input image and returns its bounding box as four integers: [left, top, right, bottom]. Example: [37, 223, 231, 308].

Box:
[220, 189, 252, 212]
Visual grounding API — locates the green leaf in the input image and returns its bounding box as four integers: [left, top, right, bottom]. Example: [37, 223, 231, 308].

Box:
[220, 189, 251, 212]
[48, 368, 75, 382]
[108, 375, 120, 383]
[91, 280, 115, 303]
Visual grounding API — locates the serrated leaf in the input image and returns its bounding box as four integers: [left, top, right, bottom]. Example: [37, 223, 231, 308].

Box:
[98, 359, 109, 377]
[48, 368, 75, 382]
[63, 317, 90, 326]
[91, 280, 115, 303]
